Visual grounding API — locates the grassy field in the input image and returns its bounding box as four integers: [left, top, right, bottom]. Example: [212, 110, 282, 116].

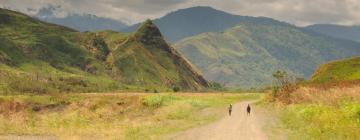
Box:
[0, 93, 259, 139]
[268, 86, 360, 140]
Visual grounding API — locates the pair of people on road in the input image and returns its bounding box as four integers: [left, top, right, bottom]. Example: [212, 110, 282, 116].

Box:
[228, 104, 251, 116]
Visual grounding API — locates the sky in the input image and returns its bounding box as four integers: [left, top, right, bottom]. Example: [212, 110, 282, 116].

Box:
[0, 0, 360, 26]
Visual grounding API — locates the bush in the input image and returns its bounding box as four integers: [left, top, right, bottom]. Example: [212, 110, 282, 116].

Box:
[209, 82, 223, 91]
[270, 70, 300, 104]
[142, 94, 178, 108]
[172, 86, 180, 92]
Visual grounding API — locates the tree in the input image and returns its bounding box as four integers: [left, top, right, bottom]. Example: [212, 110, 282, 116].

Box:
[210, 82, 223, 91]
[272, 70, 287, 87]
[271, 70, 298, 104]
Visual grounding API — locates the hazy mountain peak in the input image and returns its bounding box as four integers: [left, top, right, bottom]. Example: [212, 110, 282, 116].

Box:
[33, 5, 128, 32]
[123, 6, 288, 42]
[306, 24, 360, 42]
[166, 6, 228, 16]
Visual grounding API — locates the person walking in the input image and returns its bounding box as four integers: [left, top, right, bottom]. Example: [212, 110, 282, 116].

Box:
[246, 104, 251, 116]
[228, 104, 232, 116]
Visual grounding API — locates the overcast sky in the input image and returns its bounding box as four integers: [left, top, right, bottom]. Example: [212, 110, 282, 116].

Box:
[1, 0, 359, 26]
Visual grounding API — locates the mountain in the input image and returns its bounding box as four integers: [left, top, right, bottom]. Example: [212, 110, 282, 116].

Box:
[123, 6, 288, 42]
[35, 6, 128, 31]
[306, 24, 360, 43]
[310, 56, 360, 83]
[0, 8, 208, 94]
[175, 23, 360, 88]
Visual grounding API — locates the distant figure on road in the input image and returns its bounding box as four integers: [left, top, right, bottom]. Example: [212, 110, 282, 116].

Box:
[247, 104, 251, 116]
[228, 104, 232, 116]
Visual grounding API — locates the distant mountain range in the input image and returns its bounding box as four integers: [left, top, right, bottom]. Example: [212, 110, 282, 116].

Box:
[306, 24, 360, 43]
[123, 6, 289, 42]
[175, 23, 360, 88]
[34, 5, 128, 31]
[2, 6, 359, 90]
[0, 8, 208, 94]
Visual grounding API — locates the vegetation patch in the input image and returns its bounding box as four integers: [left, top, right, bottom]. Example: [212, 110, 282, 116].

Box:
[266, 85, 360, 140]
[0, 93, 259, 139]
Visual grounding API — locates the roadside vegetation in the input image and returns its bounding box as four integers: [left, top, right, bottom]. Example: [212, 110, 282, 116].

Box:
[265, 69, 360, 140]
[0, 93, 259, 139]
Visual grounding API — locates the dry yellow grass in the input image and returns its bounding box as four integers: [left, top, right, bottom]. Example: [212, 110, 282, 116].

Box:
[289, 86, 360, 105]
[0, 93, 260, 140]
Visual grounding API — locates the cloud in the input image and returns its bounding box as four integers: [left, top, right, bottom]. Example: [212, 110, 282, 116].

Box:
[0, 0, 359, 26]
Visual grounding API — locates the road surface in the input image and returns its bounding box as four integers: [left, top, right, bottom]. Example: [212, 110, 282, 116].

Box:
[172, 101, 268, 140]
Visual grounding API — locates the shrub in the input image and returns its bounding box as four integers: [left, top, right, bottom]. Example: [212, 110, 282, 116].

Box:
[270, 70, 300, 104]
[172, 86, 180, 92]
[209, 82, 223, 91]
[142, 94, 178, 108]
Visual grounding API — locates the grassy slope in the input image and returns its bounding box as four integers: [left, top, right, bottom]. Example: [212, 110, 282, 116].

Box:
[0, 93, 259, 139]
[270, 86, 360, 140]
[109, 20, 208, 90]
[310, 57, 360, 83]
[266, 57, 360, 139]
[0, 9, 208, 94]
[175, 23, 360, 88]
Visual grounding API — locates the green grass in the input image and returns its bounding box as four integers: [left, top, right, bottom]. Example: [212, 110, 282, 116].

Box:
[281, 102, 360, 140]
[268, 86, 360, 140]
[0, 93, 260, 139]
[311, 57, 360, 83]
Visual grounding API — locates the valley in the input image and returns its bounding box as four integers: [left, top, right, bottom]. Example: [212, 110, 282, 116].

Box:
[0, 4, 359, 140]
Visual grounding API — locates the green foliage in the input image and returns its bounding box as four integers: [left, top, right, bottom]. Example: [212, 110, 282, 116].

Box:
[172, 85, 180, 92]
[85, 35, 110, 61]
[142, 94, 179, 108]
[209, 82, 224, 91]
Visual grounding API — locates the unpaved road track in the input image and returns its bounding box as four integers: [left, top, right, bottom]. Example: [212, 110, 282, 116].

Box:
[172, 101, 268, 140]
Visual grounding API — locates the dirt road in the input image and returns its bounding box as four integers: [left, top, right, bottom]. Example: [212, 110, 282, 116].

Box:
[172, 101, 268, 140]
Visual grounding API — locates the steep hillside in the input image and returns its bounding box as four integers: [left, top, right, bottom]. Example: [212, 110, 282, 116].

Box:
[35, 5, 128, 31]
[306, 24, 360, 43]
[102, 20, 208, 90]
[175, 23, 360, 88]
[0, 8, 208, 94]
[123, 6, 288, 42]
[310, 57, 360, 83]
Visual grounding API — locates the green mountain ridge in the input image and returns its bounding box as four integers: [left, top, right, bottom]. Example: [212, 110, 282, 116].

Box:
[0, 8, 208, 94]
[310, 56, 360, 83]
[175, 23, 360, 88]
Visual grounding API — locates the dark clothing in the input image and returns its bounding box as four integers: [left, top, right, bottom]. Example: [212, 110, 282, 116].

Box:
[228, 104, 232, 116]
[247, 105, 251, 115]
